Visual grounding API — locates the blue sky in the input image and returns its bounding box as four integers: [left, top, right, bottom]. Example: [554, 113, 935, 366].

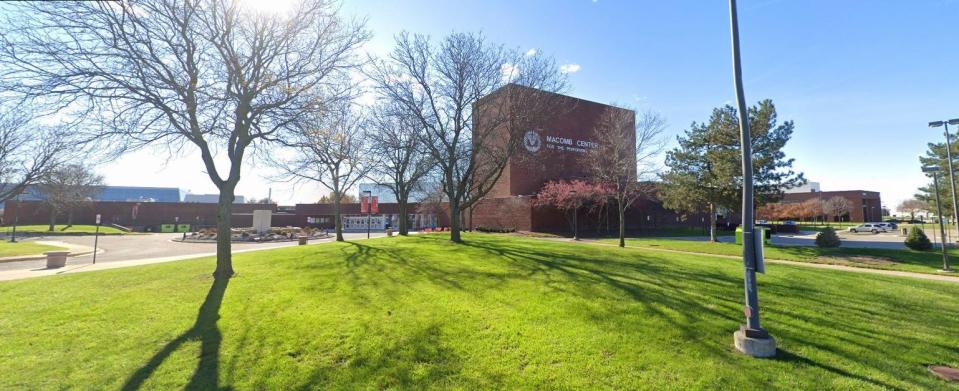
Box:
[101, 0, 959, 208]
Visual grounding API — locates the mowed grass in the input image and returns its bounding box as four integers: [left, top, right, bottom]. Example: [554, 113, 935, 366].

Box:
[1, 234, 958, 389]
[608, 237, 958, 275]
[3, 224, 127, 235]
[0, 241, 66, 257]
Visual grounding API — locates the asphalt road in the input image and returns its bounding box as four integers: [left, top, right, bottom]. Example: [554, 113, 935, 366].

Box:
[713, 230, 910, 249]
[0, 232, 390, 272]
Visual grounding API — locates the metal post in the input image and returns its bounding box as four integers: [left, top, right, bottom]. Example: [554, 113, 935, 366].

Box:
[729, 0, 768, 339]
[92, 214, 101, 265]
[942, 123, 959, 238]
[9, 194, 19, 243]
[933, 173, 950, 271]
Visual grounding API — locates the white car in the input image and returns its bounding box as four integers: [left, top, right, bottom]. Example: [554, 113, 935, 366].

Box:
[848, 223, 886, 234]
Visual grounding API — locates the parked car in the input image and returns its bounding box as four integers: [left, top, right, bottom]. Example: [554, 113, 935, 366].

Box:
[783, 220, 797, 226]
[878, 222, 898, 230]
[848, 223, 887, 233]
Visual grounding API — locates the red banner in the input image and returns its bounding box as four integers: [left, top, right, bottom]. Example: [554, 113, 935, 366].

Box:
[371, 196, 379, 214]
[360, 195, 369, 213]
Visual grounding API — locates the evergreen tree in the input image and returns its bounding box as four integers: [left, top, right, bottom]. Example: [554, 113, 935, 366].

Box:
[904, 226, 932, 251]
[916, 141, 958, 220]
[659, 100, 805, 241]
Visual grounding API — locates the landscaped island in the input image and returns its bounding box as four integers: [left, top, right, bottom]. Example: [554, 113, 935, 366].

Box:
[0, 233, 956, 389]
[178, 227, 329, 243]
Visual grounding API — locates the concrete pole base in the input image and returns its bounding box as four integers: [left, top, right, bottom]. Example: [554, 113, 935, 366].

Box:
[733, 330, 777, 358]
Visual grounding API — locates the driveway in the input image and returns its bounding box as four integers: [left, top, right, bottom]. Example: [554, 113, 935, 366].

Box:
[713, 230, 910, 250]
[0, 232, 391, 273]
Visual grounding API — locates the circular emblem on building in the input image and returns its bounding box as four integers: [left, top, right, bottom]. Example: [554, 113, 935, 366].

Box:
[523, 130, 542, 153]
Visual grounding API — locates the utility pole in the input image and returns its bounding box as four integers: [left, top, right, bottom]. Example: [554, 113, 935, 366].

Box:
[929, 119, 959, 239]
[9, 193, 20, 243]
[729, 0, 776, 357]
[924, 166, 951, 272]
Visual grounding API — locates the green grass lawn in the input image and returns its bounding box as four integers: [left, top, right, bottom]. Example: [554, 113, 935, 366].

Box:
[2, 224, 127, 235]
[1, 233, 958, 389]
[606, 237, 956, 275]
[0, 241, 66, 258]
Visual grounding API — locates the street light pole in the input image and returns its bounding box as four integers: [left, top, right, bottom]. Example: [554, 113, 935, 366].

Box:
[9, 193, 20, 243]
[924, 166, 951, 272]
[363, 190, 372, 239]
[929, 119, 959, 238]
[729, 0, 775, 357]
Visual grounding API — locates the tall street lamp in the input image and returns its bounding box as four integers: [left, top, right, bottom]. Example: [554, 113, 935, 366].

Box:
[929, 119, 959, 237]
[923, 166, 951, 272]
[363, 190, 372, 239]
[728, 0, 775, 357]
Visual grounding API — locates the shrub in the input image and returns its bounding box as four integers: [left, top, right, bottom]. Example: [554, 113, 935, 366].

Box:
[475, 226, 516, 233]
[815, 227, 841, 248]
[904, 226, 932, 251]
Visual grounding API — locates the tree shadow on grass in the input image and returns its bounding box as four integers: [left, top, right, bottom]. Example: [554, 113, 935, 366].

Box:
[773, 349, 900, 390]
[121, 278, 230, 391]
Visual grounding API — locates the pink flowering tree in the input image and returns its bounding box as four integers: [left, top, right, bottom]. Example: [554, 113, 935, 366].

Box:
[535, 180, 610, 237]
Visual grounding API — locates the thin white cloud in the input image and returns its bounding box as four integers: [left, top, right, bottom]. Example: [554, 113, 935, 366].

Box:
[525, 48, 538, 57]
[559, 63, 581, 74]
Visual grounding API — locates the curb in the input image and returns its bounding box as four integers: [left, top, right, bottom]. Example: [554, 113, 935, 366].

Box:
[0, 250, 99, 264]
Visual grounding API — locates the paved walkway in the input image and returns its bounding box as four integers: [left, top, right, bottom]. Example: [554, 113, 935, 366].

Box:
[543, 237, 959, 284]
[0, 232, 392, 282]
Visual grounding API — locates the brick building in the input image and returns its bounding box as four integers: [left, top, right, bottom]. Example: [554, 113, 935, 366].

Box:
[782, 190, 882, 222]
[469, 85, 701, 233]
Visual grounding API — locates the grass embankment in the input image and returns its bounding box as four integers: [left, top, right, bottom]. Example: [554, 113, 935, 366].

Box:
[0, 241, 66, 258]
[3, 224, 127, 235]
[606, 237, 954, 275]
[1, 233, 958, 389]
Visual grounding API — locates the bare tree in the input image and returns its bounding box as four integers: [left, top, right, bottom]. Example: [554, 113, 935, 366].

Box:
[801, 198, 823, 223]
[0, 0, 368, 278]
[584, 108, 666, 247]
[271, 105, 372, 241]
[37, 164, 104, 230]
[823, 196, 851, 224]
[0, 104, 72, 203]
[897, 198, 928, 222]
[367, 103, 434, 235]
[368, 32, 568, 243]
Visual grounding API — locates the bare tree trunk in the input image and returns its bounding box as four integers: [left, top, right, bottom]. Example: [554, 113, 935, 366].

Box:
[333, 196, 344, 241]
[468, 206, 474, 232]
[618, 201, 626, 248]
[213, 189, 235, 279]
[709, 202, 718, 242]
[48, 207, 56, 231]
[450, 199, 461, 242]
[398, 199, 408, 236]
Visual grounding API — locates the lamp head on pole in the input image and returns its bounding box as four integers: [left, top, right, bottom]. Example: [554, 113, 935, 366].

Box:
[949, 119, 959, 126]
[930, 121, 945, 128]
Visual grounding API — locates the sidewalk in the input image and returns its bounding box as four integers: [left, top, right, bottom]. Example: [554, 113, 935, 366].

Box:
[540, 237, 959, 284]
[0, 240, 97, 263]
[0, 233, 399, 282]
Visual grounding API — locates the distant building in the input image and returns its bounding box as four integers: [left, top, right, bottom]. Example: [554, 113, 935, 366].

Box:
[183, 193, 246, 204]
[782, 190, 882, 222]
[356, 183, 432, 204]
[0, 184, 183, 210]
[785, 181, 821, 194]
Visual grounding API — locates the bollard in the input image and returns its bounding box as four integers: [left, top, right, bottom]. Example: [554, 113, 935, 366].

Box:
[297, 235, 308, 245]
